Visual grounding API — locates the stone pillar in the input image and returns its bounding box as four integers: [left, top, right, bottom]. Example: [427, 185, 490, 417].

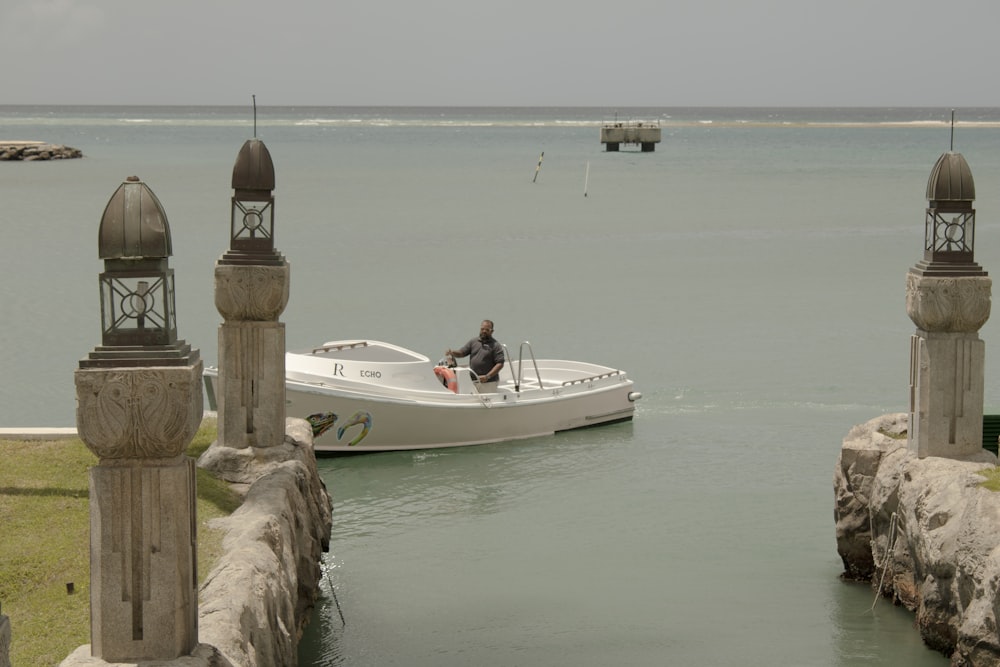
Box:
[215, 265, 289, 448]
[75, 363, 203, 661]
[907, 275, 991, 458]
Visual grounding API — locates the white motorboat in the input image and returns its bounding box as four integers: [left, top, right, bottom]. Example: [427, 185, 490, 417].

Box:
[204, 339, 641, 452]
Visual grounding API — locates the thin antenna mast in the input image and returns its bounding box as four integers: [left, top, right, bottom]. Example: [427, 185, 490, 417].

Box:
[950, 108, 955, 151]
[252, 94, 257, 138]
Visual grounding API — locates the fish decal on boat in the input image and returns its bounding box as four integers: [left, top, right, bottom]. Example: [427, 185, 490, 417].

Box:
[306, 410, 373, 446]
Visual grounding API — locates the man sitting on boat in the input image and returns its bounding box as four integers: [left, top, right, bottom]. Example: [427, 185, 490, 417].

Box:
[446, 319, 506, 392]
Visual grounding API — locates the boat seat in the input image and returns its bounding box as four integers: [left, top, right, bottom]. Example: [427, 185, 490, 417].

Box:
[454, 368, 478, 394]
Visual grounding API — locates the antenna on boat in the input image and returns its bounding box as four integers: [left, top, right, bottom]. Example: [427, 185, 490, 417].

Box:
[950, 108, 956, 151]
[584, 161, 590, 197]
[533, 151, 544, 183]
[252, 94, 257, 138]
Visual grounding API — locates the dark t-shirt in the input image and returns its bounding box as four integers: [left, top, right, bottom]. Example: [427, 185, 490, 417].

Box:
[457, 336, 505, 378]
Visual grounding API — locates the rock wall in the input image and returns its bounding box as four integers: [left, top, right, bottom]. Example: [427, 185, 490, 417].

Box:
[61, 418, 333, 667]
[835, 413, 1000, 665]
[196, 419, 333, 666]
[0, 142, 82, 160]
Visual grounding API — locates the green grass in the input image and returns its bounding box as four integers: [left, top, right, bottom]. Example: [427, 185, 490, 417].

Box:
[0, 420, 238, 666]
[977, 467, 1000, 492]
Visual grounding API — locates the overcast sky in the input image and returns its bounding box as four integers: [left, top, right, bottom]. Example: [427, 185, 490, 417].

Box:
[3, 0, 999, 107]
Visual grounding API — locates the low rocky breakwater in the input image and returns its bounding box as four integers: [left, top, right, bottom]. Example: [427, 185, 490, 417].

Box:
[0, 141, 82, 161]
[835, 413, 1000, 665]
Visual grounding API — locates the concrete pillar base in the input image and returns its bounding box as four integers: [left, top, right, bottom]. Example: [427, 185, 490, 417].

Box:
[217, 321, 287, 449]
[909, 332, 986, 459]
[89, 457, 197, 662]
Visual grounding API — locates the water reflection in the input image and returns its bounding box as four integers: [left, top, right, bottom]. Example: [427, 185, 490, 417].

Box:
[317, 422, 636, 534]
[829, 578, 948, 666]
[301, 425, 637, 666]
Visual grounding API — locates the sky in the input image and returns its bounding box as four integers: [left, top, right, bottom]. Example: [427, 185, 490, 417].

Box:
[3, 0, 1000, 107]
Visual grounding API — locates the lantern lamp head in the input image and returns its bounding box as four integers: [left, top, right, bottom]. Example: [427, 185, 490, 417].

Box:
[96, 176, 178, 348]
[230, 138, 276, 254]
[924, 151, 976, 263]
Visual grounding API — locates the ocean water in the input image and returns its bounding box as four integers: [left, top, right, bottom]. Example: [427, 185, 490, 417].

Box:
[6, 105, 1000, 664]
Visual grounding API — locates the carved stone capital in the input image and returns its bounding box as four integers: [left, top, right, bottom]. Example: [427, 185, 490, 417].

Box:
[906, 273, 992, 333]
[74, 362, 204, 460]
[214, 262, 290, 321]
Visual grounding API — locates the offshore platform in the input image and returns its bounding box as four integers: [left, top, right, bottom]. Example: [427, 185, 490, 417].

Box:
[600, 118, 661, 152]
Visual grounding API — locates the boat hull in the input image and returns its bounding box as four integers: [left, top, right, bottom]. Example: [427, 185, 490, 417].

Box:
[286, 378, 636, 452]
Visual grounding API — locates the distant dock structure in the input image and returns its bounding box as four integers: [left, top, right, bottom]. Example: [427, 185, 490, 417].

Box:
[600, 118, 661, 152]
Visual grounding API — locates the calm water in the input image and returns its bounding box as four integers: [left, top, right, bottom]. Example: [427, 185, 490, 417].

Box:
[6, 106, 1000, 664]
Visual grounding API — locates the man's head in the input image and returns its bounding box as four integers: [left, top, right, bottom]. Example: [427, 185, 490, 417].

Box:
[479, 319, 494, 340]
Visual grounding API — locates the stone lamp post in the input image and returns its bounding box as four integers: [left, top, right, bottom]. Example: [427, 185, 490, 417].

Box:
[75, 176, 202, 661]
[906, 152, 992, 458]
[214, 138, 290, 448]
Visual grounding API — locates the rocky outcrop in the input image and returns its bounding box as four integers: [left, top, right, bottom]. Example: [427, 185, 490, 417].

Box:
[61, 418, 333, 667]
[0, 142, 82, 160]
[196, 418, 333, 666]
[835, 413, 1000, 665]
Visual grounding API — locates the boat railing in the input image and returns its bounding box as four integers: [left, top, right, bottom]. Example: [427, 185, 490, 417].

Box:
[310, 341, 369, 355]
[561, 370, 624, 386]
[505, 341, 543, 393]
